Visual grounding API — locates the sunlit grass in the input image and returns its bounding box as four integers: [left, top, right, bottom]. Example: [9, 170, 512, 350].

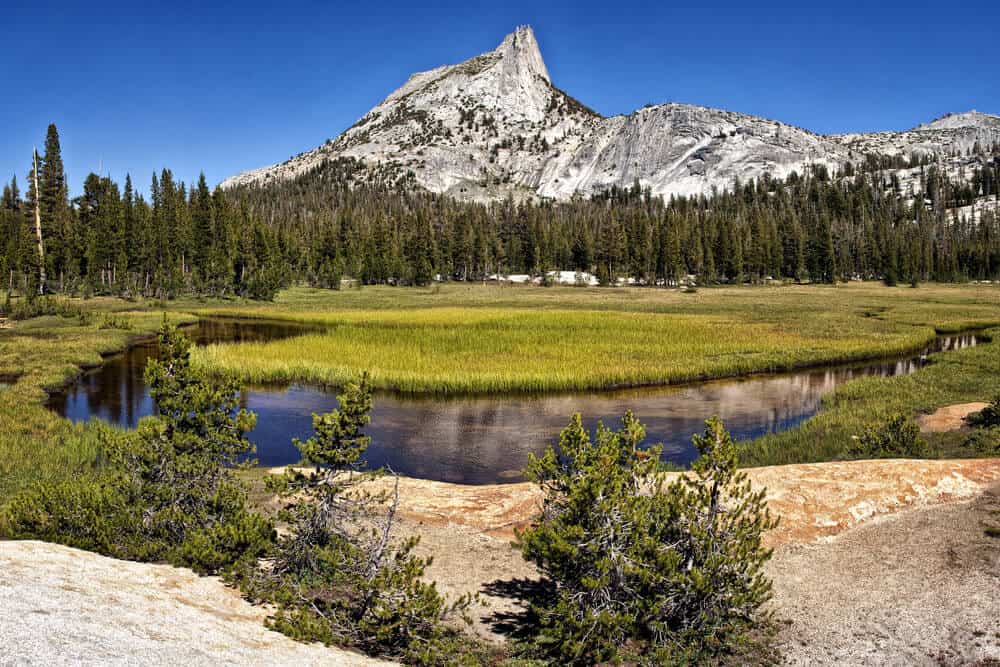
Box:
[190, 282, 1000, 394]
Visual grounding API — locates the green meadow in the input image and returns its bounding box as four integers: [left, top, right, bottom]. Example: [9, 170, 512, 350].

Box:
[1, 282, 999, 507]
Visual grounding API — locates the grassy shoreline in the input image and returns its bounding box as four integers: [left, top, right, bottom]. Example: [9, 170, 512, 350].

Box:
[738, 326, 1000, 466]
[0, 305, 196, 501]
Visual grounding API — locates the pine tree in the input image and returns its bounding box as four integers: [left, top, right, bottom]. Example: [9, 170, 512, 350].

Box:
[39, 124, 71, 287]
[192, 172, 214, 274]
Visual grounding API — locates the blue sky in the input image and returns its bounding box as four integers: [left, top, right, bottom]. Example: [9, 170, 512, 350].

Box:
[3, 0, 998, 196]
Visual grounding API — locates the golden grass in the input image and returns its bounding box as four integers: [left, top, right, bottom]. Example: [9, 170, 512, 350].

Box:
[189, 282, 1000, 394]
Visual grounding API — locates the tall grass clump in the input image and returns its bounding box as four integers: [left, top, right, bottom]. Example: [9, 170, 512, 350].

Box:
[188, 283, 1000, 395]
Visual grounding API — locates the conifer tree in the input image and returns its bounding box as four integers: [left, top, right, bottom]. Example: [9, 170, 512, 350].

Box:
[518, 414, 776, 664]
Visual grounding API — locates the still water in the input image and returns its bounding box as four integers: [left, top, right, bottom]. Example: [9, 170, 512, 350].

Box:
[46, 319, 981, 484]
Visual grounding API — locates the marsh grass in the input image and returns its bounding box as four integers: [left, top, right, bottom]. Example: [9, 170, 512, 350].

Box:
[189, 283, 1000, 394]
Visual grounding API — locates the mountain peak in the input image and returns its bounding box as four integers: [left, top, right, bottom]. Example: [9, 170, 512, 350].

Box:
[222, 28, 998, 202]
[494, 25, 549, 84]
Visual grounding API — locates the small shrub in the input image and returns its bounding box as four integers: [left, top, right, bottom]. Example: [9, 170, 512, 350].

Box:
[97, 313, 135, 331]
[517, 414, 777, 664]
[967, 394, 1000, 428]
[963, 427, 1000, 456]
[6, 296, 88, 322]
[849, 414, 928, 459]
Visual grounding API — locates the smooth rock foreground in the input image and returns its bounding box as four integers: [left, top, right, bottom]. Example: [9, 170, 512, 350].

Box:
[2, 457, 999, 664]
[0, 540, 393, 666]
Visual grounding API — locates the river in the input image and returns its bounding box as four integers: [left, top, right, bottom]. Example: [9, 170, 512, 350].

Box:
[46, 318, 981, 484]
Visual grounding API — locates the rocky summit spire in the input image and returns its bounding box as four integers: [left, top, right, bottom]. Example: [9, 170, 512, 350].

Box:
[495, 25, 549, 84]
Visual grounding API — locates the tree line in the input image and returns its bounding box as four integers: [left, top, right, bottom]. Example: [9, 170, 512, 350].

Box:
[4, 124, 1000, 302]
[2, 125, 289, 300]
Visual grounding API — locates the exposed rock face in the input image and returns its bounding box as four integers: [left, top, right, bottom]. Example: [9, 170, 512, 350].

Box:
[0, 540, 392, 666]
[374, 457, 1000, 545]
[221, 27, 999, 202]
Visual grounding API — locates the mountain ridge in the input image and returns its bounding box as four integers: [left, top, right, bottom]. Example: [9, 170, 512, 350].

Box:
[221, 26, 1000, 201]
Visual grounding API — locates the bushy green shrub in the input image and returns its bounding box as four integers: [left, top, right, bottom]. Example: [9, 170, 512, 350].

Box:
[3, 322, 273, 574]
[849, 414, 928, 459]
[2, 471, 148, 559]
[963, 427, 1000, 456]
[517, 413, 777, 665]
[6, 296, 88, 322]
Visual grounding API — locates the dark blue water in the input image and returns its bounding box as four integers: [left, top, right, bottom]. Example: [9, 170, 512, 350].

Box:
[46, 320, 980, 484]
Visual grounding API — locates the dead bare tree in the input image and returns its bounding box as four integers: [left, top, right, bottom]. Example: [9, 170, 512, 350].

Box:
[32, 149, 46, 295]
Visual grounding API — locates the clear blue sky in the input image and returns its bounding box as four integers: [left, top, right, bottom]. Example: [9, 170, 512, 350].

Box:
[3, 0, 998, 197]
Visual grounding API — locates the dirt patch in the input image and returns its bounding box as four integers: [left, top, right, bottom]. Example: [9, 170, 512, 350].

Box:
[388, 458, 1000, 647]
[918, 402, 989, 433]
[770, 482, 1000, 665]
[395, 520, 537, 642]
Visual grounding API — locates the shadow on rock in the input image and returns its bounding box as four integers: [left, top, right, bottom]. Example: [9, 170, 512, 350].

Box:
[480, 577, 554, 640]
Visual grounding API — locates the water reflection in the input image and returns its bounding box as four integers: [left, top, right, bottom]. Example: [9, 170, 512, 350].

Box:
[46, 321, 980, 485]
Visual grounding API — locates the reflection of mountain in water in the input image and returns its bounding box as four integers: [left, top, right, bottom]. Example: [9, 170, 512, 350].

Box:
[47, 325, 980, 485]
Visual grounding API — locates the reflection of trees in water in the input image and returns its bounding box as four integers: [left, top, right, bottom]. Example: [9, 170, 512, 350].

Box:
[47, 330, 980, 484]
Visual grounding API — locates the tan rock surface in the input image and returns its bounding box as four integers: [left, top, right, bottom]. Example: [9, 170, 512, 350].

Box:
[0, 540, 393, 666]
[387, 458, 1000, 546]
[770, 481, 1000, 665]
